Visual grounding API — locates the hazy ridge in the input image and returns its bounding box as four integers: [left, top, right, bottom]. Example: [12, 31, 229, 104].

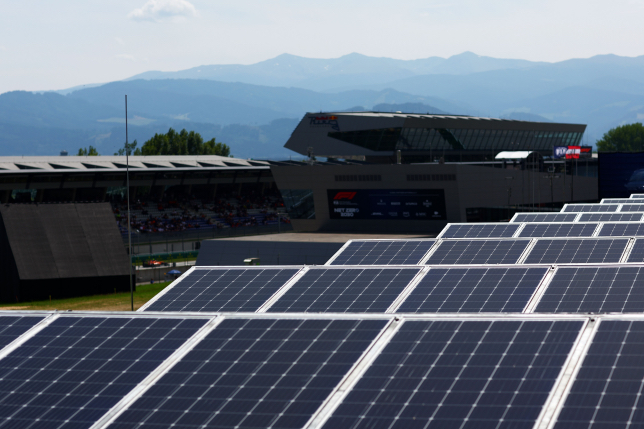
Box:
[2, 52, 644, 157]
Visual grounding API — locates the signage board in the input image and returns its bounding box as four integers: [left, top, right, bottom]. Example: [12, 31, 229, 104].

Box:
[327, 189, 446, 220]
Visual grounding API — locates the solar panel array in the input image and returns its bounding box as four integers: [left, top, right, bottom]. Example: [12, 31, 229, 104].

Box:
[7, 198, 644, 428]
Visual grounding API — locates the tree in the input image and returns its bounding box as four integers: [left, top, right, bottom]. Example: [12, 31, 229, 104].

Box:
[77, 145, 99, 156]
[596, 123, 644, 152]
[139, 128, 230, 156]
[114, 140, 141, 156]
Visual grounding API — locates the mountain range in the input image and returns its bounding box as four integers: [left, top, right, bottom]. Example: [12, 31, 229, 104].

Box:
[3, 52, 644, 158]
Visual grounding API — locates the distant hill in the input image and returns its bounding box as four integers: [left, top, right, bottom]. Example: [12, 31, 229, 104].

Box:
[372, 102, 449, 115]
[126, 52, 539, 92]
[4, 51, 644, 156]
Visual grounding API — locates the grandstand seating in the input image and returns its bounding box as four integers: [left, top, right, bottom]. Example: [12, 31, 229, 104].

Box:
[112, 192, 289, 236]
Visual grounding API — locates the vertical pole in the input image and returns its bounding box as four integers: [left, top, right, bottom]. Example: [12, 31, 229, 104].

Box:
[126, 95, 133, 311]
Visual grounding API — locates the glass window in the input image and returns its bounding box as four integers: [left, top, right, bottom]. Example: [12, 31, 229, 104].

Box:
[281, 189, 315, 219]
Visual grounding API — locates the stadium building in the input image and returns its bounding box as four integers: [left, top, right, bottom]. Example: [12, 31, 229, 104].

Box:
[276, 112, 597, 232]
[285, 112, 587, 163]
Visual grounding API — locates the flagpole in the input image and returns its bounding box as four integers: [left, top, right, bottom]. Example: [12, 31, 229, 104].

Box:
[126, 95, 133, 311]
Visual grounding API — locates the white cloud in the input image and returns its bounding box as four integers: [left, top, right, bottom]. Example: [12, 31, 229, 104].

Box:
[114, 37, 125, 45]
[115, 54, 136, 61]
[0, 46, 6, 51]
[128, 0, 197, 22]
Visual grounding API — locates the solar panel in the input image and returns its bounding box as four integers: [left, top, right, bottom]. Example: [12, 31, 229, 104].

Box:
[579, 212, 644, 222]
[627, 239, 644, 263]
[267, 268, 421, 312]
[563, 204, 619, 212]
[631, 194, 644, 198]
[598, 223, 644, 237]
[396, 267, 548, 313]
[536, 267, 644, 313]
[619, 203, 644, 212]
[322, 319, 583, 429]
[601, 198, 635, 203]
[109, 317, 388, 429]
[553, 320, 644, 429]
[518, 223, 598, 238]
[329, 240, 435, 265]
[425, 239, 531, 265]
[512, 213, 578, 222]
[0, 315, 44, 350]
[0, 315, 207, 428]
[142, 268, 300, 312]
[524, 238, 628, 264]
[439, 223, 520, 238]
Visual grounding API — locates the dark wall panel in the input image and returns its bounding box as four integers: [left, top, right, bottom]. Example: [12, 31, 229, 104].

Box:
[39, 204, 99, 278]
[0, 205, 59, 280]
[76, 203, 130, 277]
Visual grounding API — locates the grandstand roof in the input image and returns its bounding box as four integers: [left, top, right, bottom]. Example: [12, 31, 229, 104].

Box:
[0, 155, 270, 173]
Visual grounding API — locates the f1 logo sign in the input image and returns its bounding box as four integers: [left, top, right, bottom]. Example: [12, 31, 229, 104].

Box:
[333, 192, 357, 200]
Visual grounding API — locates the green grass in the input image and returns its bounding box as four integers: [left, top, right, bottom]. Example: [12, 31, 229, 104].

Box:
[0, 282, 173, 311]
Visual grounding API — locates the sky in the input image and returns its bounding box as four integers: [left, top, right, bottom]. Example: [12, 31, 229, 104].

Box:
[1, 0, 643, 94]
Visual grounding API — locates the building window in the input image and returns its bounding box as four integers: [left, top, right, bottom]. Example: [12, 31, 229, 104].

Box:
[335, 175, 382, 182]
[280, 189, 315, 220]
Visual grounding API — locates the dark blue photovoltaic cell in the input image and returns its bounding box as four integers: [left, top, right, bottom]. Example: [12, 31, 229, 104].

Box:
[519, 223, 598, 238]
[109, 318, 387, 429]
[268, 268, 421, 312]
[619, 204, 644, 212]
[330, 240, 435, 265]
[397, 267, 548, 313]
[524, 239, 628, 264]
[554, 321, 644, 429]
[536, 267, 644, 313]
[512, 213, 578, 223]
[598, 223, 644, 237]
[627, 239, 644, 263]
[425, 240, 531, 265]
[323, 320, 583, 429]
[563, 204, 619, 213]
[440, 224, 520, 238]
[632, 194, 644, 198]
[0, 316, 44, 350]
[601, 199, 636, 203]
[0, 316, 206, 429]
[579, 213, 644, 222]
[144, 268, 299, 312]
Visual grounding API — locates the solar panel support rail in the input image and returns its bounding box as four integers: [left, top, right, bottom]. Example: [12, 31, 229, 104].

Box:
[574, 213, 582, 222]
[90, 314, 225, 429]
[511, 222, 528, 237]
[256, 266, 311, 312]
[618, 204, 624, 212]
[303, 317, 403, 429]
[591, 223, 603, 237]
[418, 239, 444, 264]
[137, 265, 198, 312]
[0, 312, 59, 360]
[523, 265, 558, 313]
[385, 267, 431, 313]
[619, 238, 638, 263]
[324, 240, 354, 266]
[535, 318, 600, 429]
[515, 238, 538, 264]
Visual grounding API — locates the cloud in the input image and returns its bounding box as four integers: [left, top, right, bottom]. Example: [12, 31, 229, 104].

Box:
[115, 54, 136, 61]
[114, 37, 125, 45]
[0, 46, 6, 51]
[128, 0, 197, 22]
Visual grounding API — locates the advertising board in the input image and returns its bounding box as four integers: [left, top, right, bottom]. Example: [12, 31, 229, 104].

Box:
[327, 189, 446, 220]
